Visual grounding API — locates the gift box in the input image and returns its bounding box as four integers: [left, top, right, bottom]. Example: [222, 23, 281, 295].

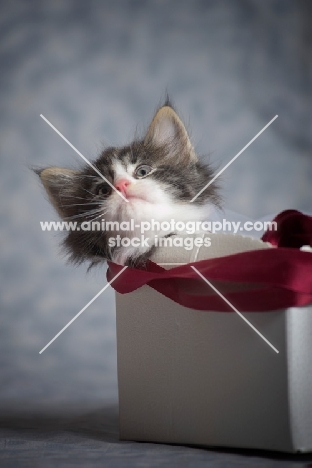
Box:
[110, 211, 312, 453]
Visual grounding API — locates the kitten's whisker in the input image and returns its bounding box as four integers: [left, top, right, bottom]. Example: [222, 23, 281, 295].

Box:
[89, 212, 105, 222]
[64, 208, 103, 221]
[60, 195, 91, 201]
[61, 202, 101, 207]
[80, 188, 95, 197]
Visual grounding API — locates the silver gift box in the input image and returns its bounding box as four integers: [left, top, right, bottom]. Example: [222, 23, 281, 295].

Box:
[115, 233, 312, 452]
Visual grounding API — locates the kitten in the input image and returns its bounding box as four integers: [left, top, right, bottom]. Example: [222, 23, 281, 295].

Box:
[37, 102, 220, 267]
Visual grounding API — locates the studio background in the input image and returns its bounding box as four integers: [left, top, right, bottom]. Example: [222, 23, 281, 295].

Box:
[1, 0, 311, 410]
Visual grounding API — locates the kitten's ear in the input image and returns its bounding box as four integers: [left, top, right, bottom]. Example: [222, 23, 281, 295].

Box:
[144, 105, 197, 162]
[37, 167, 79, 218]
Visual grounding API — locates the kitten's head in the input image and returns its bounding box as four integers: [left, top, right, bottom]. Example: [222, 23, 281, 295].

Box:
[37, 103, 221, 265]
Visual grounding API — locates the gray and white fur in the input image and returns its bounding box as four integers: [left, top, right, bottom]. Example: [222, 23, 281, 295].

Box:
[37, 102, 221, 267]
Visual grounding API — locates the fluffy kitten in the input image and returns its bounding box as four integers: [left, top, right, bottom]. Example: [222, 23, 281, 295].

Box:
[37, 103, 220, 267]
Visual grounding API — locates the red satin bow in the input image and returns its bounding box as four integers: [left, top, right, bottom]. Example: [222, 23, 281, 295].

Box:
[262, 209, 312, 248]
[107, 210, 312, 312]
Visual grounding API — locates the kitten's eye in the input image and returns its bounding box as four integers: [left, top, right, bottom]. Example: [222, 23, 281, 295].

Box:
[135, 164, 153, 178]
[96, 184, 111, 197]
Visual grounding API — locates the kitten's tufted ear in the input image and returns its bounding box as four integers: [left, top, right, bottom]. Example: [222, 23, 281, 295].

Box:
[144, 105, 197, 162]
[36, 167, 79, 219]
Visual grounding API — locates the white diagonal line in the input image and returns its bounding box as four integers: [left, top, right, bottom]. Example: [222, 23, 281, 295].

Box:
[190, 115, 278, 203]
[191, 266, 279, 353]
[40, 114, 128, 203]
[39, 266, 128, 354]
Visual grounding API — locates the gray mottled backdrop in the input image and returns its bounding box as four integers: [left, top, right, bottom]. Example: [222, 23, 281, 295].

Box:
[1, 0, 311, 409]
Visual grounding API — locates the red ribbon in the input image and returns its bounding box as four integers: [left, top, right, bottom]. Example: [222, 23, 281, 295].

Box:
[107, 210, 312, 312]
[262, 209, 312, 248]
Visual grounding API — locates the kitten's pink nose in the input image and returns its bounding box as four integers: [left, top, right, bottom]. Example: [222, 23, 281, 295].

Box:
[114, 178, 131, 195]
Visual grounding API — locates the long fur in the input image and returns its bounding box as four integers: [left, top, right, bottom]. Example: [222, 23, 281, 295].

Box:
[37, 103, 221, 267]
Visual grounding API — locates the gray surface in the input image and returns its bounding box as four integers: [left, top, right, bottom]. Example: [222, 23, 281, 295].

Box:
[1, 405, 312, 467]
[0, 0, 311, 465]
